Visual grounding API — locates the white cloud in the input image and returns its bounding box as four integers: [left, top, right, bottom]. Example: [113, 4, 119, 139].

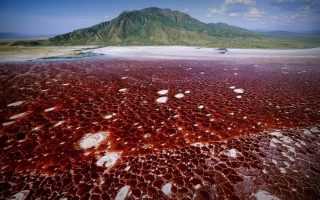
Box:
[225, 0, 254, 4]
[248, 7, 265, 17]
[208, 7, 224, 14]
[207, 0, 265, 20]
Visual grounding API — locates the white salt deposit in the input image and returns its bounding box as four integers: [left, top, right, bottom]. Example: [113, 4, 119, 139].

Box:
[269, 131, 283, 137]
[229, 86, 236, 89]
[191, 142, 207, 147]
[194, 184, 202, 189]
[300, 140, 306, 146]
[121, 76, 128, 79]
[174, 93, 184, 99]
[2, 121, 15, 126]
[162, 182, 172, 196]
[254, 190, 280, 200]
[280, 136, 293, 144]
[279, 167, 286, 174]
[9, 112, 28, 120]
[156, 96, 168, 104]
[54, 121, 64, 127]
[157, 90, 168, 95]
[10, 190, 29, 200]
[79, 132, 108, 149]
[104, 115, 113, 119]
[119, 88, 127, 92]
[7, 101, 25, 107]
[115, 185, 131, 200]
[233, 88, 244, 94]
[236, 95, 242, 99]
[45, 107, 56, 112]
[96, 152, 120, 168]
[227, 148, 237, 158]
[198, 105, 204, 109]
[185, 90, 191, 94]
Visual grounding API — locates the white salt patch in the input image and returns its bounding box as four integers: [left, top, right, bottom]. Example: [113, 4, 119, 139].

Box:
[284, 162, 290, 167]
[104, 115, 113, 119]
[229, 86, 235, 89]
[300, 140, 306, 146]
[303, 130, 311, 135]
[280, 136, 293, 144]
[157, 90, 168, 95]
[45, 107, 56, 112]
[115, 185, 131, 200]
[119, 88, 127, 92]
[7, 101, 25, 107]
[62, 83, 70, 86]
[194, 184, 202, 189]
[294, 142, 301, 148]
[156, 96, 168, 104]
[233, 88, 244, 94]
[310, 127, 320, 132]
[10, 190, 29, 200]
[198, 105, 204, 109]
[279, 167, 286, 174]
[174, 93, 184, 99]
[270, 138, 281, 147]
[269, 131, 283, 138]
[227, 148, 237, 158]
[96, 152, 120, 168]
[9, 112, 28, 120]
[191, 142, 207, 147]
[124, 166, 131, 171]
[254, 190, 280, 200]
[79, 132, 107, 149]
[185, 90, 191, 94]
[281, 152, 295, 161]
[121, 76, 128, 79]
[282, 144, 296, 154]
[54, 121, 64, 127]
[272, 159, 277, 165]
[2, 121, 15, 126]
[161, 182, 172, 196]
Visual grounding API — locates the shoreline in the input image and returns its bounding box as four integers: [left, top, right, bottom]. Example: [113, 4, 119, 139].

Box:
[0, 45, 320, 63]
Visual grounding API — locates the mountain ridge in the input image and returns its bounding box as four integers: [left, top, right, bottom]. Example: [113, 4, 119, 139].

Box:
[48, 7, 260, 46]
[11, 7, 320, 48]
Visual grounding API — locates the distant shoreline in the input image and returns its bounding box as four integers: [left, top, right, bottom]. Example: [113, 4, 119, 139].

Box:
[1, 45, 320, 63]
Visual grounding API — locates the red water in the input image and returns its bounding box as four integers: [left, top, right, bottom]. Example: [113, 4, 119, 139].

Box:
[0, 58, 319, 199]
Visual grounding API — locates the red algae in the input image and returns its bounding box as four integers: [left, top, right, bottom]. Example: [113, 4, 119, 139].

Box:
[0, 58, 320, 199]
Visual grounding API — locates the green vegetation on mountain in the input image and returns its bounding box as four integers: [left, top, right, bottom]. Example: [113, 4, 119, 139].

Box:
[11, 7, 320, 49]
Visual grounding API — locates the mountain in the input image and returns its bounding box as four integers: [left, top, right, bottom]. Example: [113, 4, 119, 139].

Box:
[12, 7, 320, 48]
[47, 7, 260, 47]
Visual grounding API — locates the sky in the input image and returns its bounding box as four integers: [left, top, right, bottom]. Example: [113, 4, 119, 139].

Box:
[0, 0, 320, 35]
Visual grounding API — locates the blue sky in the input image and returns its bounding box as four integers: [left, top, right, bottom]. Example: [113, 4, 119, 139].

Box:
[0, 0, 319, 35]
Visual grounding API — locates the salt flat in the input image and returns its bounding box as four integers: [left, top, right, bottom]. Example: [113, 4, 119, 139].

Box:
[92, 46, 320, 60]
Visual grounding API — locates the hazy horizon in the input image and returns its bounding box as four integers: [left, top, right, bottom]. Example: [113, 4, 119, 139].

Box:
[1, 0, 320, 35]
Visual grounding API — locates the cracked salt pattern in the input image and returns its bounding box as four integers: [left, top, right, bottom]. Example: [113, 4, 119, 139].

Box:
[0, 58, 320, 199]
